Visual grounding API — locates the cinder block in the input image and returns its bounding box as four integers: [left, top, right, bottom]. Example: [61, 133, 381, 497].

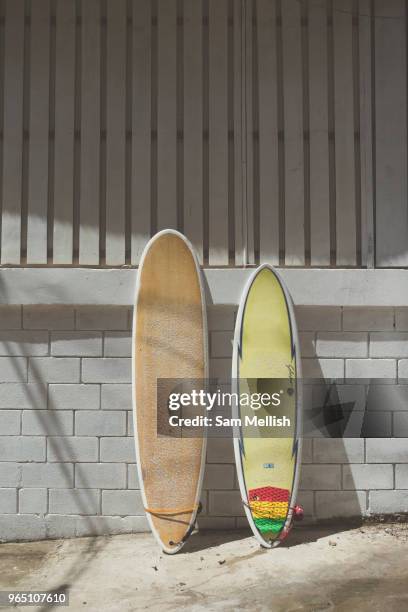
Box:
[295, 307, 341, 331]
[206, 438, 234, 463]
[127, 411, 133, 436]
[23, 306, 75, 330]
[0, 515, 46, 541]
[19, 488, 47, 514]
[316, 333, 368, 358]
[0, 305, 21, 329]
[395, 465, 408, 489]
[301, 359, 344, 379]
[0, 410, 20, 434]
[306, 383, 367, 440]
[370, 332, 408, 358]
[209, 359, 231, 384]
[22, 410, 73, 436]
[126, 308, 133, 330]
[313, 439, 364, 464]
[343, 308, 394, 332]
[299, 333, 316, 358]
[345, 359, 396, 379]
[0, 357, 27, 382]
[0, 331, 48, 356]
[0, 463, 21, 486]
[0, 488, 17, 513]
[316, 491, 366, 518]
[53, 512, 130, 534]
[366, 384, 408, 412]
[28, 358, 80, 383]
[301, 438, 313, 463]
[102, 490, 144, 515]
[49, 489, 100, 515]
[211, 332, 233, 358]
[0, 383, 44, 409]
[369, 490, 408, 514]
[48, 384, 100, 410]
[100, 437, 136, 462]
[198, 517, 236, 530]
[307, 382, 367, 414]
[43, 515, 77, 538]
[101, 384, 131, 410]
[104, 332, 131, 357]
[0, 436, 45, 461]
[82, 358, 131, 383]
[76, 306, 129, 330]
[393, 412, 408, 437]
[207, 306, 236, 331]
[69, 515, 148, 538]
[127, 464, 139, 489]
[199, 492, 208, 516]
[302, 383, 312, 408]
[361, 412, 392, 437]
[203, 464, 235, 490]
[300, 464, 341, 490]
[343, 464, 393, 490]
[209, 490, 245, 516]
[75, 463, 126, 489]
[75, 410, 126, 436]
[395, 308, 408, 330]
[51, 332, 102, 357]
[398, 360, 408, 380]
[47, 437, 98, 462]
[22, 463, 74, 488]
[236, 517, 253, 528]
[366, 438, 408, 463]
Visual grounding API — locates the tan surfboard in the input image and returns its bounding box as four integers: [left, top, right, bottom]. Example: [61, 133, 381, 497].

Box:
[132, 230, 208, 554]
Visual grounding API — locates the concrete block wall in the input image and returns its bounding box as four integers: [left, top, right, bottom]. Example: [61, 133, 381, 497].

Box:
[0, 304, 407, 541]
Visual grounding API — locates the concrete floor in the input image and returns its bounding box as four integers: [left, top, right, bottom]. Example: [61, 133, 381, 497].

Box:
[0, 523, 408, 611]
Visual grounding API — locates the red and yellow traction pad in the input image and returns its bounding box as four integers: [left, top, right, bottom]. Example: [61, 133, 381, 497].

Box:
[248, 486, 290, 537]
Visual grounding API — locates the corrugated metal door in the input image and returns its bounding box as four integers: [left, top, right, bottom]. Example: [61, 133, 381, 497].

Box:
[0, 1, 407, 267]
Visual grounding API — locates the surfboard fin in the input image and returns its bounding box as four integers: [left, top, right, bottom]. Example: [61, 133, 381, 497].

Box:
[168, 501, 203, 547]
[278, 525, 292, 543]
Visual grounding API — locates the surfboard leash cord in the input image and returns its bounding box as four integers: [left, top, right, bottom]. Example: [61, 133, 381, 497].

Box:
[166, 502, 203, 547]
[143, 503, 203, 547]
[143, 502, 202, 517]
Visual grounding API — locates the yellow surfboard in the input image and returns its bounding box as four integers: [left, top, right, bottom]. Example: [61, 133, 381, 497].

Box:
[232, 265, 302, 548]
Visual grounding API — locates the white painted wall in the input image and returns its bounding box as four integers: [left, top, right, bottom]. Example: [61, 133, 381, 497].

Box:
[0, 303, 407, 541]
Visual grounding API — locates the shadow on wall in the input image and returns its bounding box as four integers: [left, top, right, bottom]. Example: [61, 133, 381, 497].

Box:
[196, 301, 366, 539]
[296, 305, 365, 526]
[0, 277, 114, 603]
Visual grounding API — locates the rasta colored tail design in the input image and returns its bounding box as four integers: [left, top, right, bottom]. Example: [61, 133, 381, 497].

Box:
[248, 486, 290, 536]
